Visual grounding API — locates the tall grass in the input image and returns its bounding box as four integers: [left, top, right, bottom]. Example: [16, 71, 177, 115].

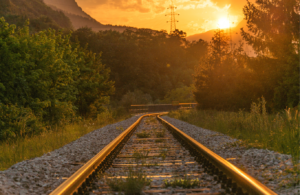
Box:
[169, 98, 299, 165]
[0, 110, 130, 171]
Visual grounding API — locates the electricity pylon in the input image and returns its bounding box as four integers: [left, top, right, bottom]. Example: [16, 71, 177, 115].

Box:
[165, 0, 179, 34]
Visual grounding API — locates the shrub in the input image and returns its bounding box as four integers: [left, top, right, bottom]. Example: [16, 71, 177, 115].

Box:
[106, 168, 151, 195]
[0, 104, 44, 141]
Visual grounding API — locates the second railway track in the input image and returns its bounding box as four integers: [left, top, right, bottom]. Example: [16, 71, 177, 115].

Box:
[51, 113, 277, 195]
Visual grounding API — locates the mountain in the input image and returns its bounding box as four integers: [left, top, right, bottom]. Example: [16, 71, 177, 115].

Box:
[43, 0, 91, 19]
[0, 0, 72, 31]
[187, 20, 255, 56]
[43, 0, 131, 32]
[187, 20, 247, 42]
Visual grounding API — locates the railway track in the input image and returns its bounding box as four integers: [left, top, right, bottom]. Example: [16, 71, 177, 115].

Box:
[50, 113, 277, 195]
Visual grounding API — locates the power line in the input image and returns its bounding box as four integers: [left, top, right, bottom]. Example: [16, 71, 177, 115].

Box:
[165, 0, 179, 34]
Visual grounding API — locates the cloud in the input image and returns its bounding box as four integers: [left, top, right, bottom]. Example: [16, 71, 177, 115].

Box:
[77, 0, 167, 13]
[187, 21, 205, 32]
[209, 0, 255, 14]
[77, 0, 247, 16]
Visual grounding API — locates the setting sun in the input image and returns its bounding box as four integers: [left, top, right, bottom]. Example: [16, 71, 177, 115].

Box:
[218, 18, 230, 29]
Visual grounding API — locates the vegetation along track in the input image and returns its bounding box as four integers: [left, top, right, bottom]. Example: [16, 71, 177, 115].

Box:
[51, 113, 277, 195]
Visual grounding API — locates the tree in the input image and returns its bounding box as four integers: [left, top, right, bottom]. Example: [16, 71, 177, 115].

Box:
[74, 47, 115, 118]
[194, 29, 254, 110]
[0, 17, 114, 125]
[241, 0, 299, 109]
[71, 27, 203, 102]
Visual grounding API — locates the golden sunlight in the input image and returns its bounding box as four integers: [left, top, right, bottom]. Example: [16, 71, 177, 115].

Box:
[217, 18, 230, 29]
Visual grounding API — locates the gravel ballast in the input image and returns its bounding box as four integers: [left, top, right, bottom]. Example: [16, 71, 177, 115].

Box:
[161, 116, 300, 195]
[0, 115, 140, 195]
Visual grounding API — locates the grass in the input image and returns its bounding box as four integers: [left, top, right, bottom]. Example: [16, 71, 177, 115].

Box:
[116, 126, 124, 131]
[106, 168, 151, 195]
[159, 144, 169, 160]
[136, 130, 151, 138]
[164, 176, 201, 188]
[132, 149, 150, 165]
[0, 111, 131, 171]
[155, 129, 165, 138]
[168, 98, 300, 166]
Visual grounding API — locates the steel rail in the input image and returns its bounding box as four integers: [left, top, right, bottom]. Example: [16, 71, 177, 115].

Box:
[50, 113, 162, 195]
[157, 115, 277, 195]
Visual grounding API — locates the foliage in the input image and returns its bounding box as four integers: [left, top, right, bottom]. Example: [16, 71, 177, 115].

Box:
[194, 29, 253, 111]
[0, 18, 114, 139]
[106, 168, 151, 195]
[0, 0, 72, 32]
[0, 109, 130, 171]
[162, 85, 195, 103]
[71, 27, 208, 101]
[193, 0, 299, 111]
[74, 48, 115, 118]
[241, 0, 299, 110]
[132, 149, 150, 165]
[120, 90, 153, 109]
[0, 18, 75, 124]
[168, 99, 300, 165]
[0, 104, 44, 141]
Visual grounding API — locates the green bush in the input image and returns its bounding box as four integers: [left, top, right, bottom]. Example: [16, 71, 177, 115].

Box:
[0, 18, 114, 141]
[106, 168, 151, 194]
[0, 104, 44, 140]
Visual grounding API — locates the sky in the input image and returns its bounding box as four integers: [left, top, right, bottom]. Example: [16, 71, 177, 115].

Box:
[75, 0, 254, 36]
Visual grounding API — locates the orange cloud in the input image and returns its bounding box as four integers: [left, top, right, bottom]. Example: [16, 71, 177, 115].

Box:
[77, 0, 167, 13]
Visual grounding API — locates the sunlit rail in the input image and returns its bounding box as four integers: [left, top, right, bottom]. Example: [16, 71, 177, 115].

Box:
[50, 112, 277, 195]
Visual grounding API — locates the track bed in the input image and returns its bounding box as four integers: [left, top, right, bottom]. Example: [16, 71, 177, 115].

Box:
[89, 116, 225, 195]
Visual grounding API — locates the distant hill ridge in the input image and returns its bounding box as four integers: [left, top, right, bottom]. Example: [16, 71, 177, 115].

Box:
[43, 0, 134, 32]
[187, 20, 255, 56]
[0, 0, 73, 31]
[187, 20, 247, 42]
[43, 0, 91, 19]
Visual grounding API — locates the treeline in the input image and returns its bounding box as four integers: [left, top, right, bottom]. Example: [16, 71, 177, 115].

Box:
[0, 18, 113, 140]
[0, 17, 207, 141]
[0, 0, 298, 141]
[194, 0, 299, 111]
[71, 28, 207, 104]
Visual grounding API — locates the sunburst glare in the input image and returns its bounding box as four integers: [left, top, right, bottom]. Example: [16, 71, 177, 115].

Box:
[218, 18, 230, 29]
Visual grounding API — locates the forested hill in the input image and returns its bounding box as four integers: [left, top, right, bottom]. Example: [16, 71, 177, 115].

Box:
[0, 0, 72, 31]
[43, 0, 133, 32]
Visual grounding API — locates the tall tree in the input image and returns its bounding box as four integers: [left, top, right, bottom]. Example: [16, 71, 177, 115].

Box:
[194, 29, 253, 110]
[241, 0, 299, 109]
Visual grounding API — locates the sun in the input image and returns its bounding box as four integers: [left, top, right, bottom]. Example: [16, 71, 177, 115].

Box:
[218, 18, 230, 29]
